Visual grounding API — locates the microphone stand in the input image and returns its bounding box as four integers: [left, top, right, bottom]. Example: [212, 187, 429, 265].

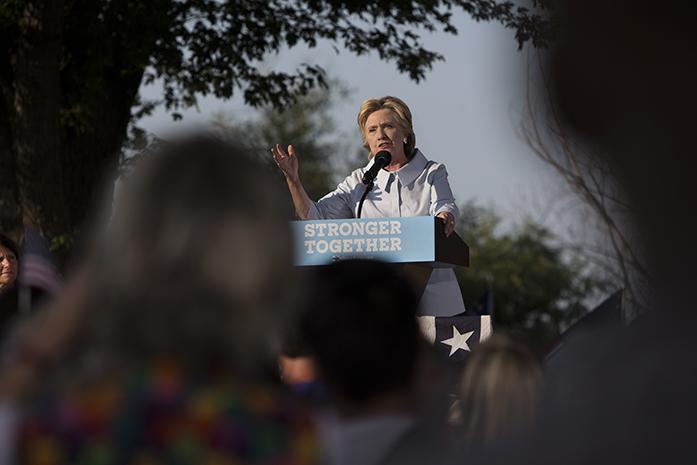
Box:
[358, 151, 390, 218]
[357, 181, 373, 218]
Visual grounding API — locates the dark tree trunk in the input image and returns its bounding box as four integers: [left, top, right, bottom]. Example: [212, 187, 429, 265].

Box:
[61, 68, 143, 241]
[0, 1, 156, 263]
[0, 92, 21, 242]
[12, 0, 68, 248]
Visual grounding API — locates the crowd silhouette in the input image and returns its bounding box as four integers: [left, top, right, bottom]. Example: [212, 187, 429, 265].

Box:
[1, 0, 696, 463]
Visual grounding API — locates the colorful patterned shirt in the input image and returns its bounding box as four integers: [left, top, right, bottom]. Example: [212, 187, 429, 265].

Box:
[19, 361, 318, 465]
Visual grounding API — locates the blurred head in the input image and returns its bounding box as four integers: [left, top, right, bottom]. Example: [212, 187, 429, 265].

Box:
[278, 321, 317, 386]
[357, 96, 416, 162]
[551, 0, 697, 289]
[301, 260, 420, 409]
[458, 334, 542, 444]
[278, 355, 317, 386]
[72, 134, 293, 376]
[0, 235, 19, 292]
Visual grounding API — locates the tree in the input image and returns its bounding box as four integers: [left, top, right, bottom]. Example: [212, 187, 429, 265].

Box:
[519, 53, 649, 318]
[0, 0, 550, 255]
[503, 1, 648, 318]
[210, 79, 363, 202]
[455, 201, 612, 350]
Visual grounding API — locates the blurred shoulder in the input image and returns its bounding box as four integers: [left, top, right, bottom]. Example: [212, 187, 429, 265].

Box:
[19, 370, 320, 464]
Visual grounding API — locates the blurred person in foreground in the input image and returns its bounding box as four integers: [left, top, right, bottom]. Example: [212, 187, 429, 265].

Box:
[278, 324, 325, 403]
[486, 2, 697, 465]
[0, 235, 20, 337]
[11, 135, 317, 465]
[273, 96, 465, 317]
[300, 259, 452, 465]
[451, 334, 541, 450]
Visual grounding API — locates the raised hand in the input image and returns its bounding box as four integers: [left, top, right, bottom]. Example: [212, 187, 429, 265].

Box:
[272, 143, 312, 218]
[271, 144, 299, 182]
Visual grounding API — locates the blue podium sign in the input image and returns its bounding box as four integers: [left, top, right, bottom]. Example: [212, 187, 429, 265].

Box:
[292, 216, 438, 266]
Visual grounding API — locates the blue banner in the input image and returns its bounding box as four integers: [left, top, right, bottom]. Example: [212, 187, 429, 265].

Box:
[291, 216, 436, 266]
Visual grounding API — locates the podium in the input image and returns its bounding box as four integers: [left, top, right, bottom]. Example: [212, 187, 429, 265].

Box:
[291, 216, 469, 302]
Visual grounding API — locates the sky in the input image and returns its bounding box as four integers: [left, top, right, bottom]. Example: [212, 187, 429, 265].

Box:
[138, 9, 565, 226]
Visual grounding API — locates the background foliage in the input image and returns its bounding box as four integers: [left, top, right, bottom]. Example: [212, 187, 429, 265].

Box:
[0, 0, 550, 253]
[455, 201, 612, 349]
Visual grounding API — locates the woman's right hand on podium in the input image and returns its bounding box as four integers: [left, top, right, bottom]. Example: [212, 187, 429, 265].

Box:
[272, 144, 299, 183]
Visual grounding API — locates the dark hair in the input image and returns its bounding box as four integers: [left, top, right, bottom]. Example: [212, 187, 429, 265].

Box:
[301, 260, 420, 403]
[64, 134, 294, 378]
[0, 233, 20, 263]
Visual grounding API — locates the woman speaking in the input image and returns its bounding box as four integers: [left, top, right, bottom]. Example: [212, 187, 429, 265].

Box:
[272, 96, 465, 316]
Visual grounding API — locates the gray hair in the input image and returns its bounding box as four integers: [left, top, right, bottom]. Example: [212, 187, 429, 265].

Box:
[67, 134, 294, 379]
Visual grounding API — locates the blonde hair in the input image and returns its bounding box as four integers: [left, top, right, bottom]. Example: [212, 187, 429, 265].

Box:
[357, 96, 416, 159]
[457, 334, 542, 445]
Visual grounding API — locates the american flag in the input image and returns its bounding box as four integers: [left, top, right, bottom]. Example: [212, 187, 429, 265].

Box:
[417, 289, 494, 362]
[418, 313, 493, 363]
[546, 290, 623, 363]
[18, 226, 60, 312]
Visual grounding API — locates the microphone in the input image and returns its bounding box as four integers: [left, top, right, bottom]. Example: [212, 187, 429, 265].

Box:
[362, 151, 392, 185]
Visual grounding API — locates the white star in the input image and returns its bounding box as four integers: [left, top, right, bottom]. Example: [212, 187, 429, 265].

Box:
[440, 325, 474, 356]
